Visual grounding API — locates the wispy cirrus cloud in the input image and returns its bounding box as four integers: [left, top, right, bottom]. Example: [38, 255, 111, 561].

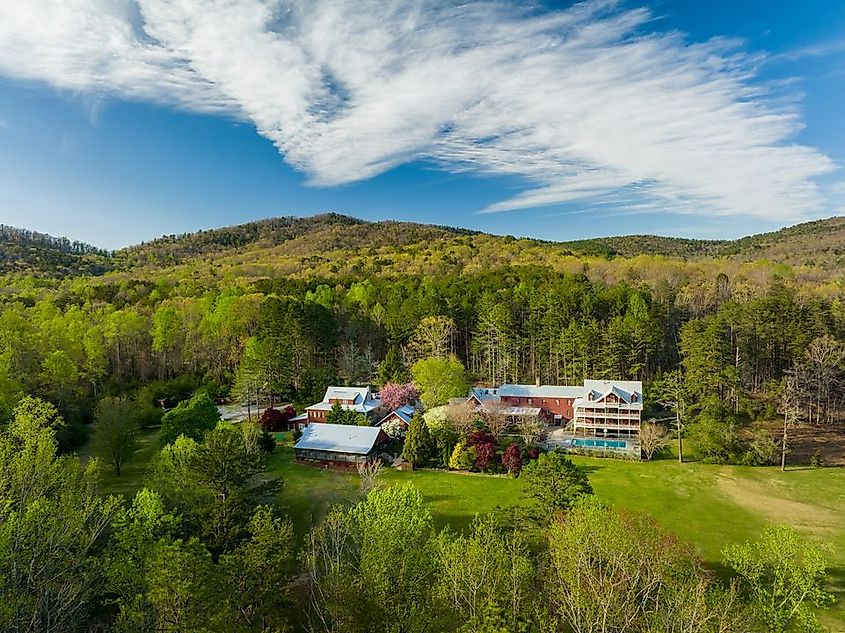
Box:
[0, 0, 837, 220]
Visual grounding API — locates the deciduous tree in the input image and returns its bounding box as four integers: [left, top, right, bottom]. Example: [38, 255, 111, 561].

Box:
[723, 525, 833, 633]
[411, 356, 469, 408]
[638, 421, 669, 461]
[159, 392, 221, 446]
[93, 396, 139, 476]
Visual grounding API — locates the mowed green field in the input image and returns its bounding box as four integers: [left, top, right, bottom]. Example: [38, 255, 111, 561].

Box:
[87, 434, 845, 627]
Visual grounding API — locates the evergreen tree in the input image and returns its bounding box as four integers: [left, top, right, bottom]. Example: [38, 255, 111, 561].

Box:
[376, 346, 407, 386]
[403, 414, 433, 468]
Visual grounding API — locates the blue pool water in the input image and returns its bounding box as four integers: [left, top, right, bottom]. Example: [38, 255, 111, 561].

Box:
[569, 438, 628, 449]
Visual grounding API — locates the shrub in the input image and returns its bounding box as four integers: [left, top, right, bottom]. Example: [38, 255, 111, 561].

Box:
[810, 449, 824, 468]
[689, 415, 739, 464]
[474, 441, 497, 472]
[381, 418, 407, 441]
[449, 442, 477, 471]
[465, 430, 497, 472]
[739, 428, 779, 466]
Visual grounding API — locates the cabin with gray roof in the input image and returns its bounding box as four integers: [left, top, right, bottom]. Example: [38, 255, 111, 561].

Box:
[294, 423, 388, 466]
[378, 403, 417, 428]
[305, 386, 383, 424]
[469, 383, 582, 422]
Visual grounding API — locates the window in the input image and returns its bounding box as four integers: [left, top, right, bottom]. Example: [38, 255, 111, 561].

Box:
[555, 399, 560, 405]
[527, 398, 533, 405]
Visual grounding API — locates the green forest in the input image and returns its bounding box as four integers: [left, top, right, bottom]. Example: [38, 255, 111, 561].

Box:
[1, 214, 843, 631]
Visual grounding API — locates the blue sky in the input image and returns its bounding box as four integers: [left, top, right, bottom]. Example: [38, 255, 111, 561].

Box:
[1, 0, 844, 249]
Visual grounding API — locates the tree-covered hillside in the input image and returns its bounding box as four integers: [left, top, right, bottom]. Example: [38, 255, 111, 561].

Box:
[0, 224, 113, 277]
[118, 213, 478, 268]
[6, 213, 845, 281]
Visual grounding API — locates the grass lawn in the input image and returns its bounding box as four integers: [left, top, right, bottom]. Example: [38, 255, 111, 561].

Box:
[82, 433, 845, 627]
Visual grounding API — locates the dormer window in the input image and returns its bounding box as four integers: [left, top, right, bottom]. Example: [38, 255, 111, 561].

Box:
[632, 393, 638, 403]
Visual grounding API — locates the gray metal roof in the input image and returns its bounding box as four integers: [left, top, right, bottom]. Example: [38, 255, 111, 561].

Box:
[294, 423, 382, 454]
[379, 404, 416, 425]
[497, 384, 584, 399]
[322, 386, 372, 404]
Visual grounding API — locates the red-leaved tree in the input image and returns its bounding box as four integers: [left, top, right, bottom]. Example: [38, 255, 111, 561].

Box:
[502, 443, 523, 474]
[260, 405, 296, 431]
[467, 430, 497, 471]
[380, 382, 420, 411]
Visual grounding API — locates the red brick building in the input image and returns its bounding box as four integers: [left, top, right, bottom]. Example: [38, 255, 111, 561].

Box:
[469, 384, 583, 423]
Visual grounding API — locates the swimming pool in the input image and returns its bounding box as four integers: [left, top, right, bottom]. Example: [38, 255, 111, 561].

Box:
[568, 438, 628, 449]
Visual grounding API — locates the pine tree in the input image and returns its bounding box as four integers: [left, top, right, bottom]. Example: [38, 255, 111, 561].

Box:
[403, 414, 433, 468]
[376, 347, 406, 387]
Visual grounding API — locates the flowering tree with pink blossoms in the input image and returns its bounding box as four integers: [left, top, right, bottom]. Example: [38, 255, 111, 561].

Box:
[380, 382, 420, 411]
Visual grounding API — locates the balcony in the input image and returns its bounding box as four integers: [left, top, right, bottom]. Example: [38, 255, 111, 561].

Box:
[574, 411, 641, 420]
[574, 418, 640, 431]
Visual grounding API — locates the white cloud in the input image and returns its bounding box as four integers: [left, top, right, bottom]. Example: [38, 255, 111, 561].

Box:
[0, 0, 837, 220]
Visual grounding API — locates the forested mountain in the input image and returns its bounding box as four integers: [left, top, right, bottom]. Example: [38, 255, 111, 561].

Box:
[5, 213, 845, 280]
[118, 213, 478, 268]
[715, 216, 845, 266]
[0, 224, 113, 276]
[113, 213, 845, 280]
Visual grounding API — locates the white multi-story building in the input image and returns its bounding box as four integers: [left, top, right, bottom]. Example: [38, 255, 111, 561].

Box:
[569, 380, 643, 453]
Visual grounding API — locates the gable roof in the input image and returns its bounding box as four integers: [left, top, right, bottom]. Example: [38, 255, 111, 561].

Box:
[469, 387, 501, 404]
[379, 404, 416, 425]
[294, 423, 383, 455]
[497, 384, 583, 399]
[323, 386, 372, 404]
[578, 380, 643, 409]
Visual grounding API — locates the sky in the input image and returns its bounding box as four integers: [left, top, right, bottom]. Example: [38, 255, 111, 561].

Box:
[1, 1, 844, 249]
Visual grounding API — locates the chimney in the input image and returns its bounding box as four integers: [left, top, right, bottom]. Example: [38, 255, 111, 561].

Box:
[535, 375, 541, 387]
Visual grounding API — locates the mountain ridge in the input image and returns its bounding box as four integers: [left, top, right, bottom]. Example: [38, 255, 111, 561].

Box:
[3, 213, 845, 277]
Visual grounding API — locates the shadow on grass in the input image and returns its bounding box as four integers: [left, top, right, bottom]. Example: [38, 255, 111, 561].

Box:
[702, 560, 734, 584]
[826, 566, 845, 608]
[578, 464, 605, 474]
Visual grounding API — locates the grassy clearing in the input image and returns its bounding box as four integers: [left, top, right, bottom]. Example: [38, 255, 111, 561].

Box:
[82, 434, 845, 626]
[78, 427, 161, 497]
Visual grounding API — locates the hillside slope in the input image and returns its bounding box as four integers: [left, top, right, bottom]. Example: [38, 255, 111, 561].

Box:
[118, 213, 477, 267]
[0, 225, 113, 277]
